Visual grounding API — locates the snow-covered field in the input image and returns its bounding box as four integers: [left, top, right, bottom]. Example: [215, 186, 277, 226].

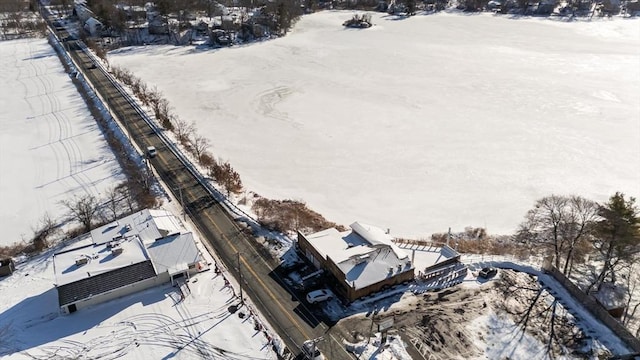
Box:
[109, 11, 640, 238]
[0, 38, 124, 246]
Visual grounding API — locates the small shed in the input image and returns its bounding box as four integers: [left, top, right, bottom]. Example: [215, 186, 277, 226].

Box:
[84, 17, 104, 37]
[592, 282, 628, 319]
[0, 258, 15, 276]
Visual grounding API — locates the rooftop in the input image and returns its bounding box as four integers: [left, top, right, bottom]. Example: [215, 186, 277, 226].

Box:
[337, 246, 413, 290]
[146, 232, 200, 275]
[304, 222, 413, 290]
[53, 235, 150, 287]
[55, 208, 185, 287]
[90, 208, 182, 246]
[306, 222, 409, 264]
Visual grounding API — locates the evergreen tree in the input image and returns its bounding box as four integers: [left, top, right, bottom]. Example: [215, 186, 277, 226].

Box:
[589, 192, 640, 291]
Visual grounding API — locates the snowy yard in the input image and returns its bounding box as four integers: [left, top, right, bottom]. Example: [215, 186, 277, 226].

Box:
[338, 267, 631, 359]
[0, 38, 124, 246]
[0, 232, 276, 360]
[109, 11, 640, 239]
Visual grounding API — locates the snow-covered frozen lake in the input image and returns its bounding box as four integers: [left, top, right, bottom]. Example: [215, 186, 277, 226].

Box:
[0, 38, 124, 246]
[110, 12, 640, 238]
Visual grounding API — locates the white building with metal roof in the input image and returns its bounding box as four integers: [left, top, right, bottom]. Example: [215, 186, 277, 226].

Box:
[53, 209, 204, 314]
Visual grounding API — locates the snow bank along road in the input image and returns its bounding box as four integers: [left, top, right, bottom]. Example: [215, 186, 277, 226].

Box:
[46, 22, 351, 359]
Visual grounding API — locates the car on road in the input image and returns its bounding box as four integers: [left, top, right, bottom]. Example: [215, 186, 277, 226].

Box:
[302, 340, 325, 360]
[478, 267, 498, 279]
[146, 146, 157, 158]
[306, 289, 332, 304]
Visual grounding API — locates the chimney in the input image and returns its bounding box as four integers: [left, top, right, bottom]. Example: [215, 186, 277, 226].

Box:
[111, 245, 123, 256]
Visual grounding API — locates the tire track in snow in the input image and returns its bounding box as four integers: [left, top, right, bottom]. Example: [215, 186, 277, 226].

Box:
[254, 85, 301, 128]
[21, 310, 268, 360]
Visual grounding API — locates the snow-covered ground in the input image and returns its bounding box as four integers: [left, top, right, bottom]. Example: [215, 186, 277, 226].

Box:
[0, 232, 276, 359]
[0, 38, 124, 246]
[0, 36, 276, 360]
[109, 11, 640, 238]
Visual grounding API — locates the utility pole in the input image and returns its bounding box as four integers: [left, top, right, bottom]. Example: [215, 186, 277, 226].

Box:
[237, 251, 243, 304]
[179, 185, 185, 220]
[311, 337, 324, 358]
[174, 184, 185, 220]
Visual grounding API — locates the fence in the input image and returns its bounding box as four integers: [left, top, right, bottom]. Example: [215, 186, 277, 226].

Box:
[542, 263, 640, 352]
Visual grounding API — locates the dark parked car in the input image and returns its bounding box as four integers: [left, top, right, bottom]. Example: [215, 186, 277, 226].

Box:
[478, 267, 498, 279]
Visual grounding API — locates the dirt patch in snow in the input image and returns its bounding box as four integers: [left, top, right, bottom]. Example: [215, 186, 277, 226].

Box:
[337, 270, 613, 359]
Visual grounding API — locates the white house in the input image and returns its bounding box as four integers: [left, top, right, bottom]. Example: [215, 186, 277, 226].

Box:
[53, 209, 205, 314]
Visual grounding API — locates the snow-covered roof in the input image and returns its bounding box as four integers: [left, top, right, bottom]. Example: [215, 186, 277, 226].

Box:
[350, 222, 408, 260]
[148, 209, 183, 239]
[53, 235, 150, 287]
[337, 246, 413, 290]
[592, 282, 628, 310]
[304, 221, 413, 290]
[115, 4, 146, 12]
[85, 17, 102, 27]
[90, 209, 181, 246]
[55, 209, 187, 286]
[146, 232, 200, 275]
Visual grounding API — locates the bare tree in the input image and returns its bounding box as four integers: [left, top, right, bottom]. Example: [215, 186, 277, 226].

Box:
[105, 185, 122, 221]
[209, 159, 243, 196]
[60, 194, 100, 232]
[190, 134, 210, 162]
[561, 196, 599, 276]
[517, 195, 569, 270]
[174, 117, 195, 144]
[517, 195, 598, 276]
[148, 86, 162, 114]
[116, 182, 136, 214]
[31, 213, 58, 251]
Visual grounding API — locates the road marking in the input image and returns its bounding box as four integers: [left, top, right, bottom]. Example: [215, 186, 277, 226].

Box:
[202, 210, 314, 341]
[85, 63, 351, 358]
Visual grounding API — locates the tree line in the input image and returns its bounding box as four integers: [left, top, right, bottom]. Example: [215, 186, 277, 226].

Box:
[82, 0, 304, 39]
[0, 0, 46, 40]
[110, 65, 244, 198]
[516, 192, 639, 292]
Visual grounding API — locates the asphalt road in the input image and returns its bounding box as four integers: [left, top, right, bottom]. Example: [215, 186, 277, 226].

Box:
[45, 13, 354, 360]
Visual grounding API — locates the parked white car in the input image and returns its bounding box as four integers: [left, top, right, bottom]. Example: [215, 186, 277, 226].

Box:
[306, 289, 332, 304]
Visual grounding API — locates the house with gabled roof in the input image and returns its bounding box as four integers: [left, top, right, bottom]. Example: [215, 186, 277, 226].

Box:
[297, 221, 415, 302]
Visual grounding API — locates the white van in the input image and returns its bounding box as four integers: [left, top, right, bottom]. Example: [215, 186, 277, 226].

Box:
[146, 146, 157, 158]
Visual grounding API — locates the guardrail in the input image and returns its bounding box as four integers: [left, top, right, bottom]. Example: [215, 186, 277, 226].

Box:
[86, 51, 261, 228]
[49, 26, 260, 227]
[542, 264, 640, 353]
